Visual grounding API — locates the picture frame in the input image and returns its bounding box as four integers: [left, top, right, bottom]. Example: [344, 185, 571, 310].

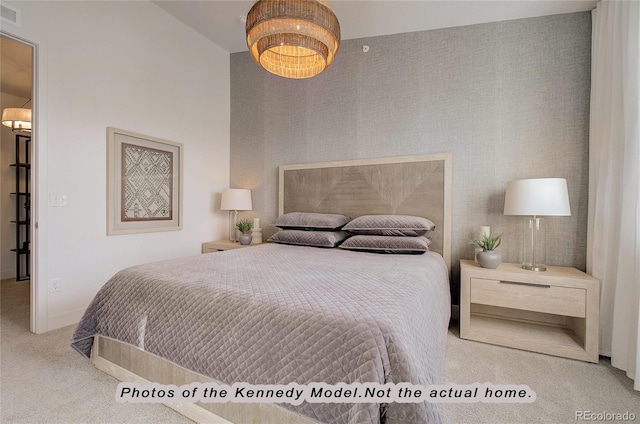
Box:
[107, 127, 183, 235]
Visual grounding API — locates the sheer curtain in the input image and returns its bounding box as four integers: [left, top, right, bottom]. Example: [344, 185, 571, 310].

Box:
[588, 0, 640, 391]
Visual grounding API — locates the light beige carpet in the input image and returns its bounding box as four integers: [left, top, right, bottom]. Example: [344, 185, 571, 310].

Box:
[0, 279, 190, 424]
[441, 326, 639, 423]
[1, 279, 638, 423]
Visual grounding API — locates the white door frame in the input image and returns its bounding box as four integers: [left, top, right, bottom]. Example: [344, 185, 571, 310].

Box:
[1, 27, 48, 334]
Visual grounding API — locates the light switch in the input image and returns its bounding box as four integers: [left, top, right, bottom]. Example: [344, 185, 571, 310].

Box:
[50, 194, 69, 207]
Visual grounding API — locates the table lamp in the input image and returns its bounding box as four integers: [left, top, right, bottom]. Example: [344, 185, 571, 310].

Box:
[503, 178, 571, 271]
[220, 189, 252, 242]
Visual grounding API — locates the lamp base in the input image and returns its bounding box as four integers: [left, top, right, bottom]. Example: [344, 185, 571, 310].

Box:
[522, 264, 547, 272]
[521, 216, 547, 272]
[229, 210, 239, 242]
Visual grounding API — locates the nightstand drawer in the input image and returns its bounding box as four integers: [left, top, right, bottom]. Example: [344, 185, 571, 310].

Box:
[470, 277, 586, 318]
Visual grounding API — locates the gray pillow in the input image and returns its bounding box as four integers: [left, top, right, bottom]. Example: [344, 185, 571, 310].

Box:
[339, 235, 431, 254]
[274, 212, 351, 231]
[342, 215, 436, 236]
[268, 230, 348, 248]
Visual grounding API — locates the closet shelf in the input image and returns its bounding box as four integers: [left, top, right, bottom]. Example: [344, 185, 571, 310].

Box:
[9, 134, 31, 281]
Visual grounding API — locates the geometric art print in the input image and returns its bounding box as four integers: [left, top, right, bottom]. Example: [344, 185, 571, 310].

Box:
[121, 143, 173, 221]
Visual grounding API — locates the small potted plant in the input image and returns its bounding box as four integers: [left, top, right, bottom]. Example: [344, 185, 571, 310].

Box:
[468, 232, 502, 269]
[236, 218, 253, 245]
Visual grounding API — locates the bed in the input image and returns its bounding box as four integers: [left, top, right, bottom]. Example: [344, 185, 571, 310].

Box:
[72, 154, 452, 424]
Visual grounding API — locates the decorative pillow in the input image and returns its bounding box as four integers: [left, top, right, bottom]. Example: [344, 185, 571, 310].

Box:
[268, 230, 348, 248]
[274, 212, 351, 231]
[342, 215, 436, 236]
[339, 235, 431, 254]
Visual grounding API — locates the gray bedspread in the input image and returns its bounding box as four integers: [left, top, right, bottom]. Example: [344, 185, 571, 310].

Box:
[71, 244, 450, 424]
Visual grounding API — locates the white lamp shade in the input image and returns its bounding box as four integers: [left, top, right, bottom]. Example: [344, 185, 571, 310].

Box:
[220, 189, 252, 211]
[504, 178, 571, 216]
[2, 108, 31, 132]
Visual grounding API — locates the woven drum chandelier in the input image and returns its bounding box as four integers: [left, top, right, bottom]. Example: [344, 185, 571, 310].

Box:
[246, 0, 341, 79]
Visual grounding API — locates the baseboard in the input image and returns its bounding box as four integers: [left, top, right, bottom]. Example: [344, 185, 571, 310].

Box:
[47, 307, 85, 331]
[1, 268, 16, 280]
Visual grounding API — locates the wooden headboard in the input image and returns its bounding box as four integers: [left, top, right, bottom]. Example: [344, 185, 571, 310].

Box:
[279, 153, 452, 271]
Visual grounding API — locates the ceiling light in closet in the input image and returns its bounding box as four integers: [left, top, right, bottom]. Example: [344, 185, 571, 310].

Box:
[1, 99, 31, 133]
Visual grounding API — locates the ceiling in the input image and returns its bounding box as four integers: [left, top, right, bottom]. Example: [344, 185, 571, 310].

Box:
[0, 35, 32, 99]
[0, 1, 598, 100]
[153, 0, 598, 54]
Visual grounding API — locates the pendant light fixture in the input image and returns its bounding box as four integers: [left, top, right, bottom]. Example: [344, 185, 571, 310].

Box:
[2, 99, 32, 133]
[246, 0, 340, 79]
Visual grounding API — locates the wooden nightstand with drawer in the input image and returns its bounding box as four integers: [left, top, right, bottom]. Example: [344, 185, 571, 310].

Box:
[460, 260, 600, 363]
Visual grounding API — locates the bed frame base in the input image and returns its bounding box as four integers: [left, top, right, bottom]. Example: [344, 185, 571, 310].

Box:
[91, 336, 319, 424]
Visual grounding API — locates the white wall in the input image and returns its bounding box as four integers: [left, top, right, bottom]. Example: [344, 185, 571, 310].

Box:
[4, 1, 230, 331]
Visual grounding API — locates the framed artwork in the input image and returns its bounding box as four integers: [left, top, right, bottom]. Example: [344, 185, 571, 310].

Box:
[107, 127, 183, 235]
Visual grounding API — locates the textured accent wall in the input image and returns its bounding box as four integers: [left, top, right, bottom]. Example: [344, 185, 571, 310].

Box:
[231, 13, 591, 300]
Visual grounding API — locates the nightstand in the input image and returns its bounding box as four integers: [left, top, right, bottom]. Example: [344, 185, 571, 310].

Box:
[201, 240, 259, 253]
[460, 260, 600, 363]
